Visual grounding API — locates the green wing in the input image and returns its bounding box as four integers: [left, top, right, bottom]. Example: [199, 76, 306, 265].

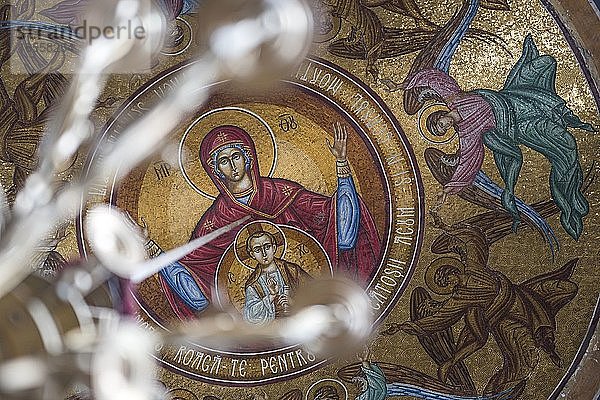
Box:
[503, 34, 557, 93]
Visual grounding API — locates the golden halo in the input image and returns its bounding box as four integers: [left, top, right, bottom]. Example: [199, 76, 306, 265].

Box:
[313, 15, 341, 43]
[234, 220, 287, 270]
[178, 107, 277, 200]
[424, 256, 465, 295]
[417, 102, 457, 144]
[160, 17, 193, 56]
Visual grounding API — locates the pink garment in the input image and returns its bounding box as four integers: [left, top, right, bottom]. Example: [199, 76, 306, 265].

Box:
[406, 69, 496, 193]
[405, 69, 462, 100]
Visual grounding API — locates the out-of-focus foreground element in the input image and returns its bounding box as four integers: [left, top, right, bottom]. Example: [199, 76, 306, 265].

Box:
[0, 1, 372, 399]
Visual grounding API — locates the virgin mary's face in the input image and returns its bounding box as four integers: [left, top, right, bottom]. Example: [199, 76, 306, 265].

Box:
[216, 147, 247, 182]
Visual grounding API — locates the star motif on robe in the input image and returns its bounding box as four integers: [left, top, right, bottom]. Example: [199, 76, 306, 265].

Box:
[216, 131, 228, 144]
[204, 220, 215, 232]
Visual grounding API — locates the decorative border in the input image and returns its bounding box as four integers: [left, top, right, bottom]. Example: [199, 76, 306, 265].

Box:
[539, 1, 600, 398]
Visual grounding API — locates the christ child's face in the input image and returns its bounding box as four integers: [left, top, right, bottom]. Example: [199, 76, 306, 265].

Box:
[248, 234, 277, 266]
[216, 147, 246, 182]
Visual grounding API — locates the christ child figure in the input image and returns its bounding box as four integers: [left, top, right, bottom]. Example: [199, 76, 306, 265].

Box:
[243, 230, 310, 324]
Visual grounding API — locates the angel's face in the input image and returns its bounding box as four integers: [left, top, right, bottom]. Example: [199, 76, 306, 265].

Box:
[447, 272, 460, 286]
[436, 114, 454, 134]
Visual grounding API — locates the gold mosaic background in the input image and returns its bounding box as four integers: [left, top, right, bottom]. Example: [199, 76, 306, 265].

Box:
[161, 0, 600, 397]
[1, 0, 599, 398]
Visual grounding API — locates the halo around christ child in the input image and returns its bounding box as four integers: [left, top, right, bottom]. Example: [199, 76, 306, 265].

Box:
[179, 107, 278, 200]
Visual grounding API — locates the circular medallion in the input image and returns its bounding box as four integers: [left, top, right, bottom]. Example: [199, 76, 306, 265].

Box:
[78, 57, 425, 385]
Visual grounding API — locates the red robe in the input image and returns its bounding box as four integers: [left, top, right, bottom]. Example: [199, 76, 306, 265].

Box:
[160, 125, 381, 320]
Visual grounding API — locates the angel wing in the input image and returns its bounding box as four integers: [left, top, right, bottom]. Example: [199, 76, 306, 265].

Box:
[361, 0, 435, 27]
[328, 27, 436, 61]
[39, 0, 90, 24]
[521, 258, 578, 320]
[329, 0, 505, 84]
[410, 287, 476, 394]
[424, 147, 566, 253]
[279, 389, 302, 400]
[403, 0, 509, 114]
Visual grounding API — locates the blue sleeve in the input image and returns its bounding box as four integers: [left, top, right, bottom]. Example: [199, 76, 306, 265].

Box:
[243, 285, 275, 324]
[159, 262, 209, 312]
[337, 176, 360, 250]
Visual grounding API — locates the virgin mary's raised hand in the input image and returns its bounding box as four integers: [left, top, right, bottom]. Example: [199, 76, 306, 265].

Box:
[327, 122, 348, 162]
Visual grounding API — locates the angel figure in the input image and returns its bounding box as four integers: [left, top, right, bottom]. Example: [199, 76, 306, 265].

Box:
[0, 2, 70, 203]
[339, 345, 523, 399]
[385, 210, 578, 397]
[404, 35, 595, 241]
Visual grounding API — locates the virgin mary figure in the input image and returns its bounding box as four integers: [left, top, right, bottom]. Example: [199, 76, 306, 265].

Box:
[148, 124, 382, 320]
